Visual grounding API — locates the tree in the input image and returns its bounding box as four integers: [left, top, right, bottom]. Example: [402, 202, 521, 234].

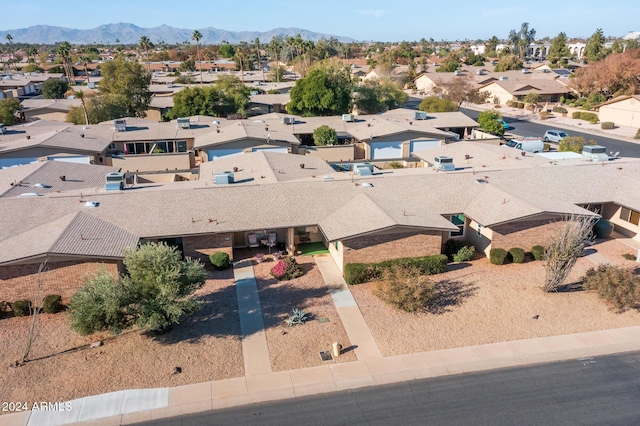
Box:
[547, 32, 571, 68]
[179, 59, 196, 72]
[477, 110, 504, 135]
[99, 56, 151, 118]
[418, 96, 458, 112]
[570, 48, 640, 98]
[66, 93, 128, 125]
[436, 52, 461, 72]
[558, 136, 596, 153]
[218, 43, 235, 59]
[5, 34, 13, 69]
[69, 242, 206, 335]
[585, 29, 606, 63]
[42, 79, 69, 99]
[0, 98, 22, 125]
[313, 125, 338, 146]
[433, 74, 476, 106]
[493, 54, 523, 72]
[353, 78, 408, 114]
[508, 22, 536, 59]
[523, 93, 543, 111]
[192, 30, 203, 87]
[78, 55, 92, 84]
[543, 215, 595, 292]
[287, 61, 353, 116]
[56, 41, 75, 84]
[138, 36, 153, 72]
[485, 36, 500, 57]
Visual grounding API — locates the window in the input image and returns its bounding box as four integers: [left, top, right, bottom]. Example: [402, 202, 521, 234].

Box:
[450, 214, 465, 237]
[580, 204, 602, 214]
[476, 224, 483, 236]
[108, 142, 116, 150]
[620, 207, 640, 226]
[176, 141, 187, 152]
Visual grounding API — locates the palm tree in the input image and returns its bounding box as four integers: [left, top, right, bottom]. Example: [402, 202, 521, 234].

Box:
[5, 34, 14, 69]
[78, 55, 91, 84]
[57, 42, 74, 85]
[27, 47, 38, 64]
[191, 30, 203, 87]
[138, 36, 153, 72]
[66, 89, 89, 125]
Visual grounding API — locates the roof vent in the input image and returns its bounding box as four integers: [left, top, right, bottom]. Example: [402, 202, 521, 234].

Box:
[105, 172, 125, 191]
[475, 178, 488, 184]
[113, 119, 126, 132]
[177, 117, 191, 129]
[283, 116, 295, 125]
[476, 70, 484, 75]
[214, 171, 235, 184]
[18, 192, 41, 197]
[84, 201, 99, 208]
[322, 175, 333, 180]
[342, 114, 354, 122]
[522, 68, 530, 74]
[543, 68, 550, 73]
[361, 182, 373, 187]
[499, 76, 508, 81]
[33, 183, 51, 188]
[454, 70, 462, 76]
[434, 156, 455, 171]
[354, 163, 374, 176]
[413, 111, 427, 120]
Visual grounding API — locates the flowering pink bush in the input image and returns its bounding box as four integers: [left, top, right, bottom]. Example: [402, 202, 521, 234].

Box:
[270, 257, 304, 280]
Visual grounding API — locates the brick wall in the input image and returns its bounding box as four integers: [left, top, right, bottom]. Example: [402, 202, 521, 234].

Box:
[491, 219, 565, 251]
[342, 231, 443, 265]
[0, 260, 119, 305]
[182, 233, 233, 264]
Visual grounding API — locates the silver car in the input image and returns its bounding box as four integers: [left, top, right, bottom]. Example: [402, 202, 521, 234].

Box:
[543, 130, 568, 143]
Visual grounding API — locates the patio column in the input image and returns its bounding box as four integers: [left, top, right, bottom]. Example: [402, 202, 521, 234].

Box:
[286, 227, 295, 255]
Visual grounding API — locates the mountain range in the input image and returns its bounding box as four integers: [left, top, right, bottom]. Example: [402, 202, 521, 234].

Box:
[0, 23, 355, 45]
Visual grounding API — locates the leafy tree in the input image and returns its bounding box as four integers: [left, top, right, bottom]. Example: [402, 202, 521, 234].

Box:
[626, 39, 640, 51]
[523, 93, 543, 110]
[477, 110, 504, 135]
[42, 79, 69, 99]
[508, 22, 536, 59]
[547, 32, 571, 68]
[287, 61, 353, 116]
[218, 43, 235, 58]
[179, 59, 196, 72]
[436, 52, 461, 72]
[353, 78, 408, 114]
[67, 93, 128, 125]
[484, 36, 500, 57]
[558, 136, 596, 153]
[313, 125, 338, 146]
[570, 49, 640, 98]
[610, 40, 624, 55]
[99, 57, 151, 118]
[493, 54, 523, 72]
[418, 96, 458, 112]
[584, 28, 606, 63]
[0, 98, 22, 125]
[70, 242, 206, 335]
[433, 74, 476, 106]
[165, 75, 250, 119]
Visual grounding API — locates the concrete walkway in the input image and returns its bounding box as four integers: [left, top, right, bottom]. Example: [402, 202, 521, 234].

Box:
[314, 255, 383, 360]
[3, 326, 640, 426]
[233, 259, 271, 376]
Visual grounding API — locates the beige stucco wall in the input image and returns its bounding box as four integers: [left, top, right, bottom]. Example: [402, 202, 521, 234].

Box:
[106, 152, 195, 172]
[302, 144, 355, 162]
[23, 111, 69, 122]
[603, 203, 640, 239]
[466, 218, 493, 256]
[481, 84, 513, 105]
[598, 98, 640, 128]
[328, 240, 345, 274]
[415, 75, 437, 93]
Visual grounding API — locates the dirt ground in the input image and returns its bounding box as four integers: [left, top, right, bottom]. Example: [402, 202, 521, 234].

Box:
[0, 268, 243, 406]
[350, 239, 640, 357]
[251, 255, 357, 370]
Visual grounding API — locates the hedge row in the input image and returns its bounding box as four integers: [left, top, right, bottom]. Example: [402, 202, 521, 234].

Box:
[344, 254, 448, 285]
[9, 294, 64, 317]
[490, 247, 545, 265]
[571, 111, 598, 123]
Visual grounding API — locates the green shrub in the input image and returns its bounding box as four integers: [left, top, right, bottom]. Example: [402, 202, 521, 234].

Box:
[635, 129, 640, 140]
[490, 248, 508, 265]
[582, 264, 640, 311]
[270, 257, 304, 280]
[579, 111, 598, 122]
[508, 248, 525, 264]
[445, 239, 466, 260]
[344, 254, 447, 285]
[622, 253, 637, 261]
[552, 106, 568, 114]
[506, 100, 514, 107]
[344, 263, 375, 285]
[517, 102, 524, 109]
[453, 246, 475, 262]
[12, 300, 32, 317]
[374, 265, 436, 312]
[601, 122, 615, 130]
[209, 252, 232, 270]
[572, 111, 582, 119]
[593, 219, 614, 238]
[42, 294, 63, 314]
[531, 245, 545, 261]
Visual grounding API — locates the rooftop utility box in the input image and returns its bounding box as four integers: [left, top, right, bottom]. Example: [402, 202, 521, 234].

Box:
[413, 111, 427, 120]
[342, 114, 354, 122]
[214, 171, 235, 184]
[454, 70, 462, 76]
[354, 163, 374, 176]
[113, 119, 126, 132]
[177, 117, 190, 129]
[105, 172, 125, 191]
[283, 117, 295, 125]
[434, 156, 455, 171]
[582, 145, 608, 162]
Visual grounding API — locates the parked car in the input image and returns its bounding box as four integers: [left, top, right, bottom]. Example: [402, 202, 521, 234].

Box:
[501, 120, 510, 130]
[543, 130, 568, 143]
[505, 137, 545, 153]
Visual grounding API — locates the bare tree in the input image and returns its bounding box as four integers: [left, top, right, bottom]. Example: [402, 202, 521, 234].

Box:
[543, 215, 595, 292]
[21, 259, 48, 365]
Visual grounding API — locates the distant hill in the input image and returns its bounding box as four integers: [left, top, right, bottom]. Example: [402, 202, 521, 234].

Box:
[0, 23, 356, 44]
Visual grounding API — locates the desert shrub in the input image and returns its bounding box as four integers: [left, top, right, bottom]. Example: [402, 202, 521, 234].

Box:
[344, 263, 377, 285]
[601, 122, 614, 130]
[209, 252, 232, 270]
[490, 248, 508, 265]
[506, 100, 514, 107]
[635, 129, 640, 139]
[445, 239, 466, 260]
[517, 102, 524, 109]
[593, 219, 614, 238]
[571, 111, 582, 119]
[582, 264, 640, 311]
[622, 253, 637, 261]
[344, 255, 447, 285]
[553, 106, 568, 114]
[270, 257, 304, 281]
[374, 265, 436, 312]
[543, 143, 550, 152]
[539, 111, 549, 119]
[12, 300, 32, 317]
[453, 246, 475, 262]
[531, 245, 545, 261]
[579, 111, 598, 122]
[508, 248, 525, 264]
[42, 294, 63, 314]
[559, 136, 596, 153]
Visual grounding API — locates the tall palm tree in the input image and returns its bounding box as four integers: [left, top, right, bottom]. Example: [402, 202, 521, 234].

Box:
[5, 34, 14, 69]
[27, 47, 38, 64]
[57, 42, 74, 84]
[191, 30, 203, 87]
[78, 55, 91, 84]
[138, 36, 153, 72]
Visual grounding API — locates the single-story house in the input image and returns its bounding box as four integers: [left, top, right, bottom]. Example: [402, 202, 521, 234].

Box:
[596, 95, 640, 128]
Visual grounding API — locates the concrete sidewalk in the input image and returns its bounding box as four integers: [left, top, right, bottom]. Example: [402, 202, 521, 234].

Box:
[3, 326, 639, 426]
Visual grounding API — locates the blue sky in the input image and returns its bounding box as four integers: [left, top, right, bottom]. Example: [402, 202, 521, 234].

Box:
[2, 0, 638, 41]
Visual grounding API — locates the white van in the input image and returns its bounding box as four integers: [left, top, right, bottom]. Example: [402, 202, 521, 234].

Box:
[505, 137, 544, 153]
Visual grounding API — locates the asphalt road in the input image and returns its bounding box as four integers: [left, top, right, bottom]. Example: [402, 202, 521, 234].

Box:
[460, 107, 640, 158]
[142, 351, 640, 426]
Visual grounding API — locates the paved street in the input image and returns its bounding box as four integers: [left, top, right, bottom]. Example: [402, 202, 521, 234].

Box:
[142, 351, 640, 426]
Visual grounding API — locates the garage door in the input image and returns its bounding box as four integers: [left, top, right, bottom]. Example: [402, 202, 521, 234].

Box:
[0, 158, 38, 168]
[370, 141, 402, 160]
[252, 147, 288, 154]
[207, 149, 243, 161]
[409, 140, 440, 154]
[47, 156, 92, 164]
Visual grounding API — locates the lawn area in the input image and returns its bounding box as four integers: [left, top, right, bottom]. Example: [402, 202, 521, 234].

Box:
[298, 242, 329, 255]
